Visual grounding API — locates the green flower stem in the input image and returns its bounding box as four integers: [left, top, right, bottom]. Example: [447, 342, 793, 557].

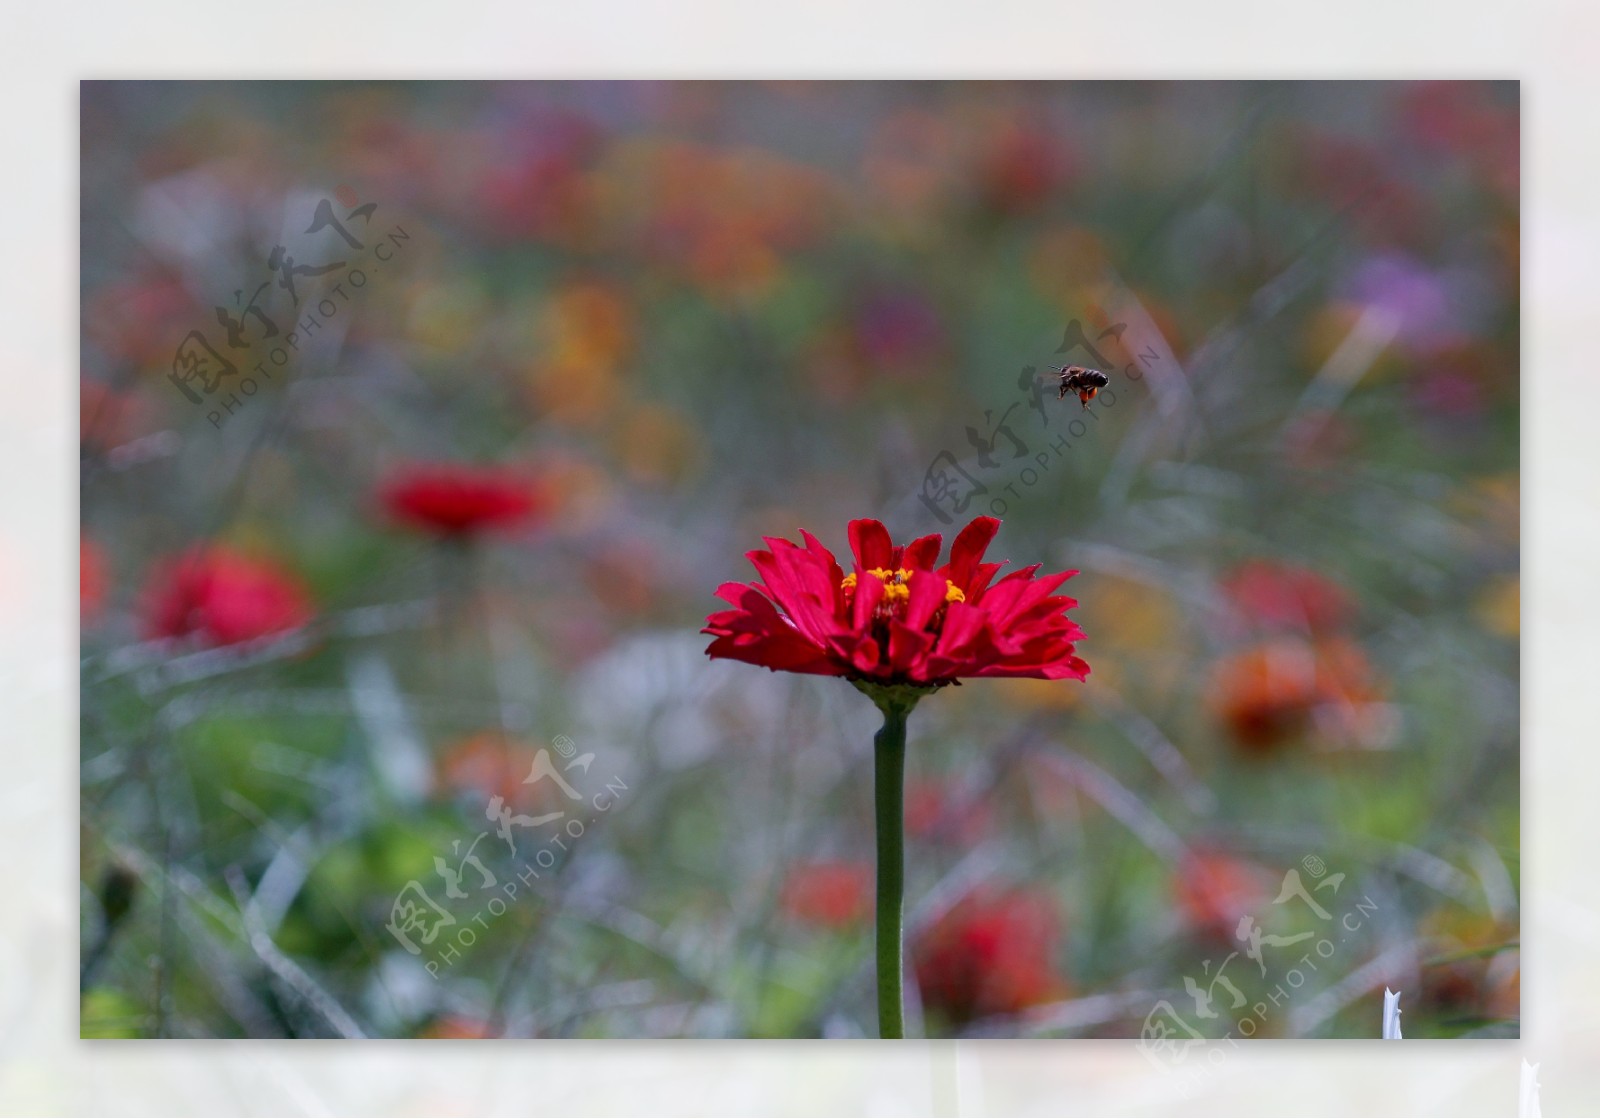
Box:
[873, 701, 909, 1040]
[853, 680, 939, 1040]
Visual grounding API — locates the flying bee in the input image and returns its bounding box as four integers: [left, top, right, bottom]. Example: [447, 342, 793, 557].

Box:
[1056, 365, 1110, 410]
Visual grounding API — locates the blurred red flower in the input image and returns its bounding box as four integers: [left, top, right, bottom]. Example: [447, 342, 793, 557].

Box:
[80, 378, 154, 453]
[1281, 410, 1358, 476]
[975, 125, 1072, 217]
[476, 109, 602, 245]
[703, 516, 1089, 686]
[913, 888, 1066, 1024]
[142, 545, 314, 647]
[1294, 132, 1424, 245]
[854, 290, 945, 380]
[380, 463, 544, 538]
[778, 860, 873, 929]
[1173, 849, 1273, 940]
[904, 778, 992, 844]
[1209, 636, 1384, 754]
[1221, 560, 1351, 634]
[81, 538, 110, 623]
[1396, 82, 1518, 195]
[84, 271, 198, 368]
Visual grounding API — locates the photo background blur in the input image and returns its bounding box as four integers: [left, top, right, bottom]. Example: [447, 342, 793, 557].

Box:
[79, 80, 1518, 1039]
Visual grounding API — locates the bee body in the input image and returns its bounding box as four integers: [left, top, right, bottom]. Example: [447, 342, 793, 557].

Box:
[1055, 365, 1110, 410]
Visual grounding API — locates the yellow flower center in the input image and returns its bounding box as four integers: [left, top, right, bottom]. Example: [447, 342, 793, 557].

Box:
[841, 568, 965, 607]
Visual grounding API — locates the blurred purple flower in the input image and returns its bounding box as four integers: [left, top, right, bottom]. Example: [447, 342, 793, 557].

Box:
[1343, 252, 1474, 354]
[855, 291, 943, 377]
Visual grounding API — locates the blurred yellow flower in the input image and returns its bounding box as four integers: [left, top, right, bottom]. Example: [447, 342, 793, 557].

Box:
[524, 281, 635, 427]
[1475, 574, 1519, 638]
[526, 357, 620, 428]
[610, 402, 704, 487]
[994, 675, 1082, 711]
[1301, 301, 1409, 383]
[1028, 226, 1109, 312]
[862, 109, 956, 223]
[405, 276, 492, 354]
[1079, 575, 1181, 654]
[1451, 472, 1520, 548]
[544, 281, 633, 370]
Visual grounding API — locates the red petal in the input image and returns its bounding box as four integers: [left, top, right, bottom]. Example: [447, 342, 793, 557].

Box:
[943, 516, 1001, 593]
[889, 621, 933, 678]
[848, 519, 894, 572]
[850, 636, 883, 675]
[704, 634, 843, 675]
[902, 533, 943, 571]
[903, 568, 948, 632]
[749, 540, 839, 646]
[852, 570, 886, 631]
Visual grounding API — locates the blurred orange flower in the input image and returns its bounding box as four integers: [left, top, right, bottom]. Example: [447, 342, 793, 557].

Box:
[617, 141, 837, 301]
[1209, 636, 1386, 755]
[437, 730, 543, 808]
[862, 109, 956, 221]
[418, 1015, 498, 1039]
[1173, 848, 1274, 940]
[526, 281, 634, 427]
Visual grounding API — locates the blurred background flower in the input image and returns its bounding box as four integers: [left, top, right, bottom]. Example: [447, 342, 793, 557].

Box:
[779, 860, 873, 930]
[380, 462, 545, 538]
[913, 887, 1067, 1027]
[140, 544, 314, 647]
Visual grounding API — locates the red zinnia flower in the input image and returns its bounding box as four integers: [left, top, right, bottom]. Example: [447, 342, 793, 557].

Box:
[142, 545, 314, 647]
[702, 516, 1089, 687]
[913, 888, 1067, 1025]
[380, 462, 543, 538]
[778, 860, 873, 929]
